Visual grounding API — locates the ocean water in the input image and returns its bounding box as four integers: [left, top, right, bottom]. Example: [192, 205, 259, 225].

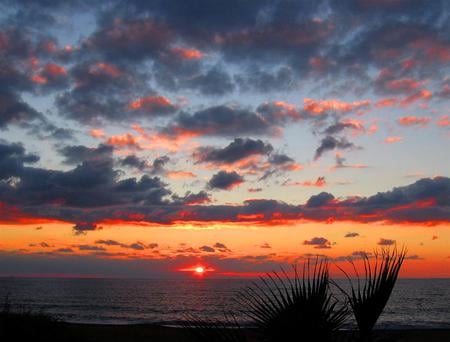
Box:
[0, 278, 449, 329]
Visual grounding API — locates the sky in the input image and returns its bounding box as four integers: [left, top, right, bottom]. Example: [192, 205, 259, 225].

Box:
[0, 0, 449, 279]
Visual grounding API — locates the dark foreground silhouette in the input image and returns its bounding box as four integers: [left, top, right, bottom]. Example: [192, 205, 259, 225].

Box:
[1, 315, 450, 342]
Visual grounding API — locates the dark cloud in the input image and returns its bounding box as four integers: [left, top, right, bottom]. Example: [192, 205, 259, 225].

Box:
[87, 19, 173, 62]
[1, 0, 449, 120]
[0, 141, 39, 179]
[199, 245, 215, 253]
[213, 242, 231, 253]
[0, 141, 172, 213]
[258, 153, 300, 181]
[77, 244, 106, 251]
[314, 136, 356, 160]
[306, 192, 335, 208]
[323, 121, 363, 136]
[207, 171, 244, 190]
[0, 141, 448, 227]
[119, 154, 170, 173]
[163, 105, 281, 138]
[95, 239, 122, 246]
[54, 248, 73, 253]
[151, 156, 170, 175]
[377, 238, 396, 246]
[1, 1, 91, 29]
[128, 242, 146, 250]
[73, 222, 102, 235]
[171, 191, 211, 205]
[195, 138, 273, 164]
[95, 239, 158, 250]
[268, 153, 294, 165]
[0, 91, 43, 129]
[0, 30, 67, 131]
[236, 66, 296, 93]
[181, 66, 234, 96]
[303, 237, 332, 249]
[55, 61, 160, 124]
[345, 232, 360, 238]
[60, 144, 113, 165]
[29, 242, 51, 248]
[119, 155, 148, 170]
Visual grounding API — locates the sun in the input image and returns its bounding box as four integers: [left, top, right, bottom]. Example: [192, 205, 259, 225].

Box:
[178, 265, 214, 276]
[195, 266, 205, 274]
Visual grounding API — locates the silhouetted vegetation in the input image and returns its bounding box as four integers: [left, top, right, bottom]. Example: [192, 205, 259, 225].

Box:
[336, 248, 406, 342]
[2, 248, 406, 342]
[237, 258, 348, 342]
[187, 248, 405, 342]
[0, 294, 71, 342]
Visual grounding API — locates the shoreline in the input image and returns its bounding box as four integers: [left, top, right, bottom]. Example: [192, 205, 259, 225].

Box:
[33, 322, 450, 342]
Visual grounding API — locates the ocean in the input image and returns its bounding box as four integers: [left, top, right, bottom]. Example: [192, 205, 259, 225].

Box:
[1, 278, 449, 329]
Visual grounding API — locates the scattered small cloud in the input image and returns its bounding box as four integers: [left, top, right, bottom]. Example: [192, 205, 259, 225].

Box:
[377, 238, 396, 246]
[303, 237, 332, 249]
[345, 232, 359, 238]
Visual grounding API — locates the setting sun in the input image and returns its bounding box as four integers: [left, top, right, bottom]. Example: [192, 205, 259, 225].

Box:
[195, 267, 205, 274]
[178, 265, 215, 276]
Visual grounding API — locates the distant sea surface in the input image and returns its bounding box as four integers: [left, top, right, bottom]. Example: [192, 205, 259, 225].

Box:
[1, 278, 449, 328]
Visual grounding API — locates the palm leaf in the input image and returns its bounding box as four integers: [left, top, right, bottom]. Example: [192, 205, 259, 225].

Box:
[336, 247, 406, 341]
[237, 257, 349, 342]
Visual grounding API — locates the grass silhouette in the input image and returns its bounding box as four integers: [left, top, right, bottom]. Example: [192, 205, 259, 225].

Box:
[0, 294, 72, 342]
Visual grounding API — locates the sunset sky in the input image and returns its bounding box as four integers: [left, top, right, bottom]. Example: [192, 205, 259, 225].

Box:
[0, 0, 449, 278]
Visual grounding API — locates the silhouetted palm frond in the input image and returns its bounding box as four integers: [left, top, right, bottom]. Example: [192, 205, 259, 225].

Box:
[337, 247, 406, 341]
[237, 258, 349, 342]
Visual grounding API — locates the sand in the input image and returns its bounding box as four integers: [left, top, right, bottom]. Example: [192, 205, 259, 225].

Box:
[2, 315, 449, 342]
[60, 323, 450, 342]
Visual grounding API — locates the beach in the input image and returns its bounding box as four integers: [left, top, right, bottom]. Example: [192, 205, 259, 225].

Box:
[2, 320, 450, 342]
[63, 324, 450, 342]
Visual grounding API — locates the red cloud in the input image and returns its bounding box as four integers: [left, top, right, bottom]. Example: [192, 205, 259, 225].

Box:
[400, 89, 432, 106]
[375, 98, 398, 108]
[437, 115, 450, 127]
[31, 63, 67, 85]
[385, 78, 423, 93]
[171, 47, 203, 60]
[89, 62, 122, 77]
[44, 63, 67, 76]
[384, 136, 402, 143]
[309, 56, 329, 70]
[166, 171, 197, 179]
[90, 129, 105, 138]
[131, 124, 198, 152]
[0, 202, 61, 225]
[397, 116, 431, 127]
[284, 176, 326, 187]
[269, 101, 302, 120]
[410, 37, 450, 62]
[303, 98, 370, 115]
[31, 74, 47, 84]
[106, 133, 141, 148]
[128, 95, 173, 111]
